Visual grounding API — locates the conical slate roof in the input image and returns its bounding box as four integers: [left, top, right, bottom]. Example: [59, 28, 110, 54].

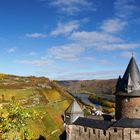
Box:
[65, 100, 83, 114]
[123, 56, 140, 86]
[116, 56, 140, 95]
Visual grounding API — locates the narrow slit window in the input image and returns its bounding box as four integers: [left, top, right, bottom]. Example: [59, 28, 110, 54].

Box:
[103, 130, 106, 136]
[114, 128, 117, 132]
[84, 127, 87, 132]
[93, 129, 95, 134]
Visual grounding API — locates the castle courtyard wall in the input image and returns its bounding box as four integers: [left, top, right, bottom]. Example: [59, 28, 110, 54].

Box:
[66, 125, 140, 140]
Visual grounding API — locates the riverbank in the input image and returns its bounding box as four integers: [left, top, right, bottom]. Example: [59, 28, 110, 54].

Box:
[72, 93, 115, 114]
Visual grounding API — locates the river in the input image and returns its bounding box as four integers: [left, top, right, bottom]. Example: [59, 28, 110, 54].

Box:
[72, 93, 100, 108]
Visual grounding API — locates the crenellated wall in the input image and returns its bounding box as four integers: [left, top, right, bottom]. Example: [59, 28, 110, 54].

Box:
[66, 125, 140, 140]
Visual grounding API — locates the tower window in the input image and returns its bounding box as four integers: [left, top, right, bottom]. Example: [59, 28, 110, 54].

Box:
[136, 107, 140, 112]
[79, 127, 81, 136]
[89, 130, 90, 138]
[93, 129, 95, 134]
[135, 130, 139, 134]
[114, 128, 117, 132]
[103, 130, 106, 136]
[84, 127, 87, 132]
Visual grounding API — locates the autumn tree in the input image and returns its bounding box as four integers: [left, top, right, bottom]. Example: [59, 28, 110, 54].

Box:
[0, 102, 33, 139]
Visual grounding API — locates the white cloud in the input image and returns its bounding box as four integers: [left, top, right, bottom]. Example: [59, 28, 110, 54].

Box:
[17, 60, 49, 66]
[54, 70, 123, 80]
[97, 43, 139, 51]
[48, 43, 84, 61]
[7, 48, 16, 53]
[100, 19, 127, 33]
[114, 0, 138, 19]
[121, 51, 137, 58]
[25, 33, 47, 39]
[49, 0, 93, 14]
[51, 21, 79, 36]
[70, 31, 140, 51]
[48, 29, 140, 62]
[70, 31, 123, 44]
[47, 0, 139, 62]
[81, 17, 90, 23]
[50, 0, 91, 6]
[83, 57, 111, 65]
[29, 52, 37, 56]
[97, 59, 111, 65]
[84, 56, 96, 61]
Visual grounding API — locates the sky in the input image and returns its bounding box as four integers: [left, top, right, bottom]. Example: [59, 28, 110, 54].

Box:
[0, 0, 140, 80]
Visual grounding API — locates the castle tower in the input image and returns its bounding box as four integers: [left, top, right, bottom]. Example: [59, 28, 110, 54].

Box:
[115, 56, 140, 120]
[64, 100, 84, 124]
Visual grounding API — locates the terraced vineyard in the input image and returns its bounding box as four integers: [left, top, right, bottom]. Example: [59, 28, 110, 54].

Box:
[0, 74, 71, 139]
[23, 100, 68, 139]
[0, 89, 36, 101]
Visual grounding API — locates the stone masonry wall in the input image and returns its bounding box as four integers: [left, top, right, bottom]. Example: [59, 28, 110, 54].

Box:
[66, 125, 140, 140]
[116, 96, 140, 120]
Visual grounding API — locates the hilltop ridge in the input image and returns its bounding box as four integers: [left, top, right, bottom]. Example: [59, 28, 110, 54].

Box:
[58, 79, 117, 95]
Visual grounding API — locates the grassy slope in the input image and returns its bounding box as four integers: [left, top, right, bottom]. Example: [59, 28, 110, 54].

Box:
[27, 100, 69, 139]
[0, 89, 35, 101]
[0, 74, 71, 139]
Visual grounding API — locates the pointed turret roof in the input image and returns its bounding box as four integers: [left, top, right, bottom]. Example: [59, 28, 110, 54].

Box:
[65, 100, 83, 114]
[123, 56, 140, 85]
[116, 56, 140, 96]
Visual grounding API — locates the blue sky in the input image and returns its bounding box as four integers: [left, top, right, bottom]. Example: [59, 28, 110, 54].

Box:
[0, 0, 140, 80]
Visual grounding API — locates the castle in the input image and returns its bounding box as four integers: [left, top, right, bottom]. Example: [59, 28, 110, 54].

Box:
[64, 56, 140, 140]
